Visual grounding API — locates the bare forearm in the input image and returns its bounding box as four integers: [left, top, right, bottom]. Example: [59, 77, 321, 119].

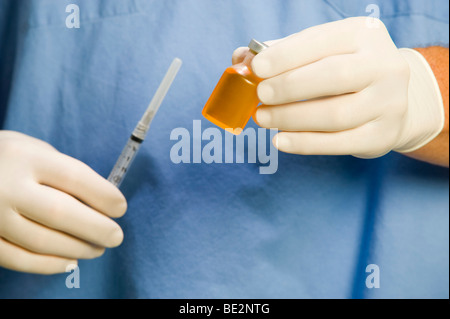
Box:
[405, 127, 449, 167]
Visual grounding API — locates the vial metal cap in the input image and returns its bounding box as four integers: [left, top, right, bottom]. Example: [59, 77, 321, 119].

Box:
[248, 39, 268, 55]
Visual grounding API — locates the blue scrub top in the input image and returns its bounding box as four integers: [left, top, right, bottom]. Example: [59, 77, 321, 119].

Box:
[0, 0, 448, 298]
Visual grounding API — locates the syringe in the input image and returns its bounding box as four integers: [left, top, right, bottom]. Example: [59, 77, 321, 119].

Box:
[108, 58, 182, 187]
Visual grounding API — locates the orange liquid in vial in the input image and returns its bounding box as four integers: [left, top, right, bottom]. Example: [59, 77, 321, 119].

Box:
[202, 64, 262, 135]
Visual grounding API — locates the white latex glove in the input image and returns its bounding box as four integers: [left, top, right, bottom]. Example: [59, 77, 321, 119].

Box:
[235, 17, 444, 158]
[0, 131, 127, 274]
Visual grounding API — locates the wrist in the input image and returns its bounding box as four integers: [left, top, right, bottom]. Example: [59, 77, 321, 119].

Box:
[394, 48, 445, 153]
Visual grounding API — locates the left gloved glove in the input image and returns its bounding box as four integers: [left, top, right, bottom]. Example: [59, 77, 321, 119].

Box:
[241, 17, 444, 158]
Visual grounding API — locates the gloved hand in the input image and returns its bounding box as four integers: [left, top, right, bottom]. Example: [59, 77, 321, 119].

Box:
[233, 17, 444, 158]
[0, 131, 127, 274]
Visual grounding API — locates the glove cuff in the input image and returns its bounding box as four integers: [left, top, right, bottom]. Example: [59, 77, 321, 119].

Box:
[395, 48, 445, 153]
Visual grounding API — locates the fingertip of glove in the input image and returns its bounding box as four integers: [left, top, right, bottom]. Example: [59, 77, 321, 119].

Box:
[108, 190, 128, 218]
[107, 225, 124, 248]
[252, 54, 271, 78]
[232, 47, 248, 64]
[257, 82, 275, 104]
[255, 108, 272, 127]
[273, 133, 291, 151]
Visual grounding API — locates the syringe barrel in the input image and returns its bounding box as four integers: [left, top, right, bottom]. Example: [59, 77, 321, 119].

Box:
[107, 136, 142, 187]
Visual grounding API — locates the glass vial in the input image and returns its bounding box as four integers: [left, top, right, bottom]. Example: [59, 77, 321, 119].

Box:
[202, 39, 268, 135]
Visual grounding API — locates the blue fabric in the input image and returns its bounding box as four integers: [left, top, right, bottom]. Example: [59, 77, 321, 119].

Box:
[0, 0, 448, 298]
